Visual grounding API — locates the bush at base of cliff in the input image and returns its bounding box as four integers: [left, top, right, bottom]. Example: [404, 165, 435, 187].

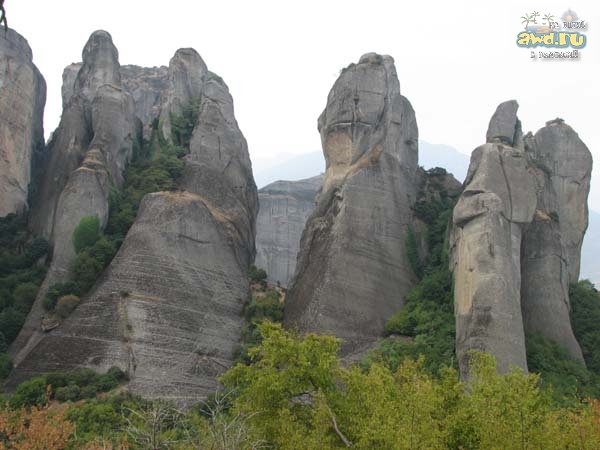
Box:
[9, 367, 128, 408]
[55, 295, 80, 319]
[72, 215, 101, 253]
[571, 280, 600, 373]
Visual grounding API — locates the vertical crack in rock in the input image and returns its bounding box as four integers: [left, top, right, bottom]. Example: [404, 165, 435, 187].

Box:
[284, 53, 420, 353]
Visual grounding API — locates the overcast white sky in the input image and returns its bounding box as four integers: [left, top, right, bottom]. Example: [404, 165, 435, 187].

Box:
[8, 0, 600, 210]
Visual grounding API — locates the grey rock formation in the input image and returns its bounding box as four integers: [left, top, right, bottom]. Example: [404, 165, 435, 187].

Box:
[256, 175, 323, 286]
[451, 101, 591, 378]
[61, 63, 82, 108]
[284, 53, 420, 353]
[159, 48, 206, 143]
[12, 30, 138, 363]
[63, 63, 168, 140]
[120, 65, 168, 138]
[450, 141, 536, 377]
[0, 28, 46, 217]
[485, 100, 522, 147]
[9, 45, 258, 403]
[29, 30, 136, 239]
[521, 119, 592, 362]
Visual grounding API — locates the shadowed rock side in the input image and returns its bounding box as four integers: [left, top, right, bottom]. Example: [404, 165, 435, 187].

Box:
[9, 46, 258, 402]
[255, 174, 324, 287]
[120, 65, 168, 139]
[521, 119, 592, 362]
[450, 101, 591, 379]
[11, 30, 138, 365]
[284, 53, 419, 353]
[180, 71, 258, 266]
[0, 28, 46, 217]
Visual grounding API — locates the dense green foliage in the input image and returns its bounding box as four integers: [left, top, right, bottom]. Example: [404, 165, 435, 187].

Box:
[170, 98, 199, 149]
[221, 322, 600, 450]
[9, 367, 128, 408]
[0, 213, 49, 379]
[526, 332, 600, 404]
[72, 216, 101, 253]
[571, 280, 600, 373]
[235, 269, 284, 364]
[248, 265, 267, 285]
[372, 268, 455, 375]
[43, 110, 193, 319]
[43, 223, 117, 315]
[2, 324, 600, 449]
[364, 169, 458, 375]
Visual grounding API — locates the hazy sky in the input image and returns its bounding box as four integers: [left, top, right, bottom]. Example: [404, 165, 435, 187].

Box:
[8, 0, 600, 209]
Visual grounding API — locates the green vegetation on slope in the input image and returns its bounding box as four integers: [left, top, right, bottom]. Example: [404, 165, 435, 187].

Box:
[571, 280, 600, 373]
[42, 109, 194, 320]
[0, 213, 49, 380]
[234, 265, 284, 364]
[363, 168, 458, 375]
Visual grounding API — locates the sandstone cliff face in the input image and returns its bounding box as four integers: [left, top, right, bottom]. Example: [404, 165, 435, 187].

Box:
[255, 175, 323, 287]
[521, 119, 592, 362]
[0, 28, 46, 217]
[284, 53, 419, 353]
[159, 48, 206, 143]
[120, 65, 168, 138]
[450, 101, 591, 378]
[9, 44, 258, 403]
[29, 30, 136, 239]
[12, 30, 138, 363]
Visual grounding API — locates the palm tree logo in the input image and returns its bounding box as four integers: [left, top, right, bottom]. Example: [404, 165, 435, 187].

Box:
[531, 11, 540, 24]
[521, 13, 534, 31]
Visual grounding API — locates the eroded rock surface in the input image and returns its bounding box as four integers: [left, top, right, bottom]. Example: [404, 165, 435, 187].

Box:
[0, 28, 46, 217]
[521, 119, 592, 363]
[450, 101, 591, 378]
[255, 175, 323, 286]
[9, 42, 258, 403]
[120, 65, 168, 138]
[284, 53, 420, 353]
[159, 48, 206, 143]
[11, 30, 138, 365]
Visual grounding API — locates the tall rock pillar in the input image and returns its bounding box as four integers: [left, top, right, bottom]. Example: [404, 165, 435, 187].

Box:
[285, 53, 419, 353]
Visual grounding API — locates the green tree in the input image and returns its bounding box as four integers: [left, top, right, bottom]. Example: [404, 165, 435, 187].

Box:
[0, 307, 25, 343]
[72, 216, 101, 253]
[0, 352, 12, 380]
[571, 280, 600, 373]
[12, 282, 39, 313]
[71, 252, 103, 294]
[222, 322, 343, 449]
